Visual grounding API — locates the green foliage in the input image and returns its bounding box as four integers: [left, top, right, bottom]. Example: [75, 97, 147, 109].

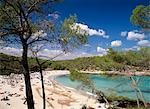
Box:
[69, 70, 93, 88]
[1, 47, 150, 75]
[28, 57, 49, 72]
[106, 94, 150, 109]
[130, 5, 150, 29]
[127, 107, 149, 109]
[49, 47, 150, 72]
[0, 53, 50, 75]
[107, 94, 133, 102]
[50, 62, 66, 70]
[60, 15, 88, 50]
[0, 53, 21, 75]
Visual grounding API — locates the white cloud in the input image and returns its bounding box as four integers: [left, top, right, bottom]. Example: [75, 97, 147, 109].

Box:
[37, 49, 101, 60]
[127, 31, 145, 41]
[83, 44, 91, 47]
[0, 47, 22, 56]
[48, 13, 59, 19]
[0, 46, 63, 59]
[38, 48, 108, 60]
[137, 40, 150, 47]
[97, 46, 108, 55]
[38, 49, 62, 57]
[62, 52, 92, 59]
[31, 30, 47, 39]
[111, 40, 122, 47]
[71, 23, 108, 38]
[0, 40, 4, 45]
[124, 46, 140, 51]
[103, 35, 109, 38]
[0, 45, 108, 60]
[121, 31, 127, 37]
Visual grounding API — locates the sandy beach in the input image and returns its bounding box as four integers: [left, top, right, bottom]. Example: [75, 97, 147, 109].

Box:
[0, 70, 107, 109]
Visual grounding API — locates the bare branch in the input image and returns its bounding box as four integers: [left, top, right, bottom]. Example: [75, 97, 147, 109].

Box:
[17, 2, 32, 40]
[26, 0, 40, 17]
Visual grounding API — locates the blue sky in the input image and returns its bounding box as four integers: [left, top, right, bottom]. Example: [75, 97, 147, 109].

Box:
[0, 0, 150, 59]
[53, 0, 150, 54]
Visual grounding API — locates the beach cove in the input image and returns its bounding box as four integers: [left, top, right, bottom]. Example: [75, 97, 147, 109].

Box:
[0, 70, 107, 109]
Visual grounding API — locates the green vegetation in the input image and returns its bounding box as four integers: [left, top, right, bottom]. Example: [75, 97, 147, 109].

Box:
[0, 53, 21, 75]
[0, 53, 51, 75]
[50, 47, 150, 72]
[69, 70, 93, 88]
[130, 5, 150, 29]
[106, 94, 148, 109]
[0, 0, 62, 108]
[1, 47, 150, 75]
[69, 70, 150, 108]
[127, 107, 149, 109]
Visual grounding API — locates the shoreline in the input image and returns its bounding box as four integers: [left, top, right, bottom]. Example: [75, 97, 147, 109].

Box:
[53, 70, 150, 102]
[0, 70, 107, 109]
[0, 70, 149, 109]
[52, 74, 97, 99]
[80, 70, 150, 76]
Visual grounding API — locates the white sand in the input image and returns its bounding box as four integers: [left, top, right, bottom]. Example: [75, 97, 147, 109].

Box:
[0, 70, 107, 109]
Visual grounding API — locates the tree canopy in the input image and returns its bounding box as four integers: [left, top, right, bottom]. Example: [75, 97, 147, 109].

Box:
[0, 1, 88, 108]
[130, 5, 150, 29]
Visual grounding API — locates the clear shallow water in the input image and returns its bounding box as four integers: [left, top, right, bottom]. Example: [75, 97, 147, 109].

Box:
[55, 74, 150, 102]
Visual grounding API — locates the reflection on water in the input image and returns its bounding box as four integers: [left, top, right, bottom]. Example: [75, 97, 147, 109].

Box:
[55, 74, 150, 102]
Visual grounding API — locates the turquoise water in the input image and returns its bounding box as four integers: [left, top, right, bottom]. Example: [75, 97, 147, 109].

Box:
[55, 74, 150, 102]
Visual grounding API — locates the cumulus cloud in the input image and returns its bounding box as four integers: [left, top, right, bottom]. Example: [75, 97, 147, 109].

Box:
[0, 46, 63, 59]
[0, 45, 108, 60]
[97, 46, 108, 55]
[102, 35, 109, 38]
[61, 52, 92, 60]
[0, 47, 22, 56]
[48, 13, 59, 19]
[111, 40, 122, 47]
[127, 31, 145, 41]
[37, 49, 105, 60]
[37, 49, 63, 58]
[121, 31, 127, 37]
[31, 30, 47, 39]
[137, 40, 150, 47]
[124, 46, 140, 51]
[0, 40, 4, 45]
[83, 44, 91, 47]
[71, 23, 108, 38]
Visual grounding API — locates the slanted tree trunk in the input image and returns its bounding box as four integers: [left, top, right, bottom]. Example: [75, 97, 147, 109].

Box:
[35, 57, 46, 109]
[31, 52, 64, 109]
[130, 76, 147, 108]
[22, 42, 35, 109]
[134, 88, 140, 108]
[137, 88, 147, 108]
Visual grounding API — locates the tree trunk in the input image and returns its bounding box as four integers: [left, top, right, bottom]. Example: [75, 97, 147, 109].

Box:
[36, 57, 46, 109]
[22, 43, 35, 109]
[134, 88, 140, 108]
[39, 66, 46, 109]
[137, 88, 147, 107]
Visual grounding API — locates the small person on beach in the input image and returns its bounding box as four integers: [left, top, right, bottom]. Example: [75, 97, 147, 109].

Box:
[1, 96, 9, 101]
[23, 97, 27, 105]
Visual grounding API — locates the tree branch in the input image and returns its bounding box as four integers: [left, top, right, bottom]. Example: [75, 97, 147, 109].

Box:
[17, 2, 32, 41]
[26, 0, 40, 17]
